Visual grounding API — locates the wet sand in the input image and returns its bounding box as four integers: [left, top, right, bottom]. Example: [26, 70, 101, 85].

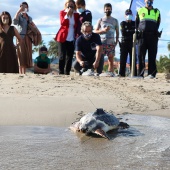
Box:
[0, 72, 170, 169]
[0, 114, 170, 170]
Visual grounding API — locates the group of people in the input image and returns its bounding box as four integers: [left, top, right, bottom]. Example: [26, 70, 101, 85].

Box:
[55, 0, 119, 76]
[0, 2, 42, 74]
[0, 0, 161, 78]
[55, 0, 161, 78]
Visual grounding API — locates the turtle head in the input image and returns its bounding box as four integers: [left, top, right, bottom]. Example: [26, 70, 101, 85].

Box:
[79, 123, 91, 134]
[79, 119, 96, 134]
[69, 121, 81, 132]
[80, 127, 89, 133]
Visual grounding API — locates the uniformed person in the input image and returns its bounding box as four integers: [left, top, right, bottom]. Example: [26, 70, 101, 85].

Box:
[119, 9, 137, 77]
[136, 0, 161, 78]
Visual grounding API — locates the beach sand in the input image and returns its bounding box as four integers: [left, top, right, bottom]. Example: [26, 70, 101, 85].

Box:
[0, 71, 170, 169]
[0, 72, 170, 127]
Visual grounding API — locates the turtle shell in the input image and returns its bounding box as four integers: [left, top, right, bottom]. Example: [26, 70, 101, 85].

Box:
[92, 108, 120, 127]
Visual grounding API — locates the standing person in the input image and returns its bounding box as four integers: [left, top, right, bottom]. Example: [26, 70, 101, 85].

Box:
[13, 2, 36, 74]
[55, 0, 79, 75]
[94, 3, 119, 76]
[75, 0, 92, 38]
[119, 9, 137, 77]
[0, 11, 22, 73]
[136, 0, 161, 78]
[34, 46, 51, 74]
[73, 21, 103, 75]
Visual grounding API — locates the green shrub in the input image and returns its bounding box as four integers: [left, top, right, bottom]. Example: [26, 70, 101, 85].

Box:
[157, 55, 170, 73]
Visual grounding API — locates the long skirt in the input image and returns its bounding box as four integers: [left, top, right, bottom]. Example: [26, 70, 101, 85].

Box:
[17, 35, 32, 68]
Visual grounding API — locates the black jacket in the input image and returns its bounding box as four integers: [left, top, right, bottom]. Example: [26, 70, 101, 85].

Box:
[120, 20, 135, 42]
[76, 10, 92, 38]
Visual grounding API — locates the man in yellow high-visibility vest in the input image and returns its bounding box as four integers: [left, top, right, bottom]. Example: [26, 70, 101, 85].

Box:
[136, 0, 161, 78]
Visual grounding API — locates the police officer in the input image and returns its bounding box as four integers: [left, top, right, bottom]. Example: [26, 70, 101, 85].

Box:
[136, 0, 161, 78]
[119, 9, 136, 77]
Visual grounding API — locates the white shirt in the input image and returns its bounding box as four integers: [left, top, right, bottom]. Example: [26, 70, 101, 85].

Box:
[64, 9, 75, 41]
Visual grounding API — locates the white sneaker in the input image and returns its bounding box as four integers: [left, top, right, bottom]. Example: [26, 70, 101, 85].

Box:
[82, 69, 94, 76]
[106, 72, 115, 77]
[145, 75, 155, 79]
[94, 73, 100, 76]
[99, 72, 115, 77]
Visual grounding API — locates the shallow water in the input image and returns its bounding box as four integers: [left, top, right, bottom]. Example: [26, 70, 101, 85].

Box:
[0, 114, 170, 170]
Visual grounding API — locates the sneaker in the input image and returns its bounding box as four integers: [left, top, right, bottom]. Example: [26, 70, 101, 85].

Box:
[99, 72, 115, 77]
[115, 74, 124, 77]
[79, 68, 88, 75]
[82, 69, 94, 76]
[144, 75, 155, 79]
[94, 73, 100, 76]
[106, 71, 115, 77]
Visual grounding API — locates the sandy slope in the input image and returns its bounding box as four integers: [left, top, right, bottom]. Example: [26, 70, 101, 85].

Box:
[0, 72, 169, 127]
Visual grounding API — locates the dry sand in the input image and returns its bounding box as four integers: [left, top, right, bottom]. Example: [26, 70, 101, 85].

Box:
[0, 71, 169, 127]
[0, 71, 170, 170]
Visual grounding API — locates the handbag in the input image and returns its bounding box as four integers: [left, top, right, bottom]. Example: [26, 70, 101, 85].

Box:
[27, 22, 42, 46]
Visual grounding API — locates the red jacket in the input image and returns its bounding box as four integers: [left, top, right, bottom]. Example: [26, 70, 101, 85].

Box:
[55, 10, 79, 43]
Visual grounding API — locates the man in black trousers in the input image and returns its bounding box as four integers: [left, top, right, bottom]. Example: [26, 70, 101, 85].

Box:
[136, 0, 161, 78]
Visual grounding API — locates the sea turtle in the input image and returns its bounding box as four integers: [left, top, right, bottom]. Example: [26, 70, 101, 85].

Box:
[70, 108, 129, 139]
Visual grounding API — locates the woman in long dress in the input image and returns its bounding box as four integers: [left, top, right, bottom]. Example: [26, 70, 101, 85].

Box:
[0, 11, 22, 73]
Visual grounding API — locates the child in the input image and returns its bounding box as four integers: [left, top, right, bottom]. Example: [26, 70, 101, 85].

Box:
[34, 46, 51, 74]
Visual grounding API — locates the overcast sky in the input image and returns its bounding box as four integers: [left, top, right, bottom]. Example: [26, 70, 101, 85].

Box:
[1, 0, 170, 59]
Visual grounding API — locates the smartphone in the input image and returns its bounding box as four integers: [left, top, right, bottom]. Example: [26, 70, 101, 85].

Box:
[20, 5, 24, 10]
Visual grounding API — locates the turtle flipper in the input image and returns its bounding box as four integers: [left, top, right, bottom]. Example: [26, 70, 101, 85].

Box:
[118, 122, 129, 129]
[94, 129, 110, 140]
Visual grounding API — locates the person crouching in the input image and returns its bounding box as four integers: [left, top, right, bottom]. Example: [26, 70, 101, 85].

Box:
[73, 21, 103, 75]
[34, 46, 51, 74]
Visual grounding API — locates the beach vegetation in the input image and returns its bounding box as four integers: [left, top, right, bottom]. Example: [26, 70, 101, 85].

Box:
[168, 42, 170, 52]
[157, 55, 170, 73]
[48, 40, 58, 60]
[32, 40, 46, 54]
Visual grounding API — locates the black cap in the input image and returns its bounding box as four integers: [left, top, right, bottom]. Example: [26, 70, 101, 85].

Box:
[125, 9, 132, 15]
[40, 46, 47, 52]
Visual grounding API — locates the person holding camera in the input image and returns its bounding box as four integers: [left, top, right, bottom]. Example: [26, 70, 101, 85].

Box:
[73, 21, 103, 75]
[55, 0, 79, 75]
[13, 2, 34, 74]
